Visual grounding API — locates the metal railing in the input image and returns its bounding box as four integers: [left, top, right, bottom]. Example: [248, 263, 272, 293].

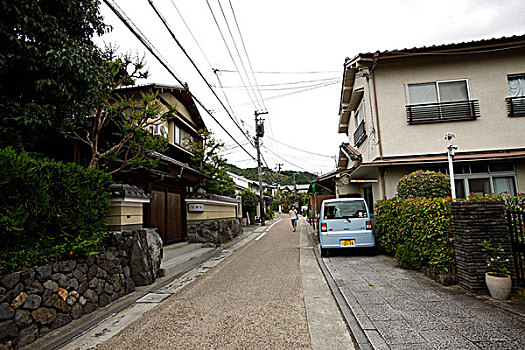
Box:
[507, 210, 525, 287]
[353, 120, 366, 146]
[506, 96, 525, 117]
[406, 100, 480, 124]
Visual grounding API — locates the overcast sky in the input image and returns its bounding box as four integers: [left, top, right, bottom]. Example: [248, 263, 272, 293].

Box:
[96, 0, 525, 175]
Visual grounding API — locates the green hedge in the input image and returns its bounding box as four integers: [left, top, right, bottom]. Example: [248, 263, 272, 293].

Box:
[0, 147, 112, 274]
[376, 193, 525, 273]
[375, 197, 454, 272]
[397, 170, 450, 198]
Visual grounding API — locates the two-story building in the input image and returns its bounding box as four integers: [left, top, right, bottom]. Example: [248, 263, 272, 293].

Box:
[113, 83, 208, 244]
[337, 35, 525, 210]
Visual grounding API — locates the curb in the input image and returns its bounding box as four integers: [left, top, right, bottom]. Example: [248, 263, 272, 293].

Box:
[304, 222, 374, 350]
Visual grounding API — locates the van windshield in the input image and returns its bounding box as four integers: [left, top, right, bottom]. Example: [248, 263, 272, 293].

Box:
[324, 201, 367, 219]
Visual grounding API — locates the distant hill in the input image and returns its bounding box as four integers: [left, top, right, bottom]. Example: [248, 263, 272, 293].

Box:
[227, 164, 316, 185]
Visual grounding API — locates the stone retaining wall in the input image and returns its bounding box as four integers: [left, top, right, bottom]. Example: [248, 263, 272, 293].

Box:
[187, 218, 242, 245]
[0, 229, 162, 349]
[451, 201, 516, 294]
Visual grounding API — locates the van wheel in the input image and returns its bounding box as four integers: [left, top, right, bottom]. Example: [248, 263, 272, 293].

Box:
[320, 247, 329, 257]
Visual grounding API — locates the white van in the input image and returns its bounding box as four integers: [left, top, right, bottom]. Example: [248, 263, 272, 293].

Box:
[318, 198, 375, 257]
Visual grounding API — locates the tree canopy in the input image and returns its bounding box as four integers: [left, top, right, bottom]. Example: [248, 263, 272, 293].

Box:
[187, 130, 236, 197]
[0, 0, 107, 150]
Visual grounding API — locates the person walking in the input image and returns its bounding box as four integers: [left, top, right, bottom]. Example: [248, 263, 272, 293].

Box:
[289, 206, 298, 232]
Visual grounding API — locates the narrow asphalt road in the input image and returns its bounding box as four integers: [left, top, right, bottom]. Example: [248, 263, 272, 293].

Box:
[92, 215, 350, 349]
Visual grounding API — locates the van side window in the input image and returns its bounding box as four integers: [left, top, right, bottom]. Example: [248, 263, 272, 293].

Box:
[324, 202, 367, 219]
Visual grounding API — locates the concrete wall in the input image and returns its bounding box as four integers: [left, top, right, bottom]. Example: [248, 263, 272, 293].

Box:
[187, 199, 238, 221]
[107, 198, 149, 228]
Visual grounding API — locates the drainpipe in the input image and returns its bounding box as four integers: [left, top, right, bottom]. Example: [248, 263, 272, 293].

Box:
[370, 51, 383, 160]
[371, 52, 386, 200]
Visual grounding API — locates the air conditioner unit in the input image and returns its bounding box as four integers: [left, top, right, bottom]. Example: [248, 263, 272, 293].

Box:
[152, 124, 168, 138]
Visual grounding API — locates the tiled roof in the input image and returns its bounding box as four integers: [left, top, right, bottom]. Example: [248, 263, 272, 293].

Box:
[355, 33, 525, 59]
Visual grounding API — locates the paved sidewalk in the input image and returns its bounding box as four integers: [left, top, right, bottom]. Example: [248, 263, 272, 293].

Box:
[325, 254, 525, 350]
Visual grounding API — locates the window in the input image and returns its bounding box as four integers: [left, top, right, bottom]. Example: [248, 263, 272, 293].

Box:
[449, 161, 517, 197]
[324, 201, 367, 219]
[506, 74, 525, 117]
[353, 103, 366, 146]
[406, 79, 479, 124]
[408, 80, 469, 105]
[174, 125, 181, 145]
[508, 74, 525, 97]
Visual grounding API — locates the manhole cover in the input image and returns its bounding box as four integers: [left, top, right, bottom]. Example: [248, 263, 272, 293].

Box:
[136, 293, 171, 303]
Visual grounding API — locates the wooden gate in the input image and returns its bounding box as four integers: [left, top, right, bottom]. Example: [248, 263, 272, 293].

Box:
[507, 210, 525, 286]
[149, 189, 184, 244]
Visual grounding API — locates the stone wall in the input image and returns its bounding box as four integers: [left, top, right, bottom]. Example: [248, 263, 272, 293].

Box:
[451, 201, 516, 294]
[187, 218, 242, 245]
[0, 229, 162, 349]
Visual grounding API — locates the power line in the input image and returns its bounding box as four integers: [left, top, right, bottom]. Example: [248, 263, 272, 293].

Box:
[168, 0, 214, 70]
[166, 0, 250, 137]
[212, 76, 340, 88]
[215, 0, 264, 111]
[242, 122, 333, 158]
[215, 78, 341, 91]
[219, 69, 340, 74]
[103, 0, 256, 160]
[227, 0, 267, 111]
[263, 145, 310, 172]
[204, 0, 260, 111]
[234, 79, 340, 106]
[146, 0, 255, 149]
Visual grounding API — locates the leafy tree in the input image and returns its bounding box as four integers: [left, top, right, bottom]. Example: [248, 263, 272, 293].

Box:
[0, 0, 107, 150]
[66, 50, 171, 174]
[187, 129, 236, 197]
[241, 189, 258, 223]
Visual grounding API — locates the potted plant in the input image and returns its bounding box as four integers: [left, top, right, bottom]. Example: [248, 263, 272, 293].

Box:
[480, 240, 512, 300]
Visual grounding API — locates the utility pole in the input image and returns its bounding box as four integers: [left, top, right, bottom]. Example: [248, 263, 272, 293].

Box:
[255, 110, 268, 225]
[277, 163, 283, 213]
[446, 132, 458, 199]
[293, 173, 298, 207]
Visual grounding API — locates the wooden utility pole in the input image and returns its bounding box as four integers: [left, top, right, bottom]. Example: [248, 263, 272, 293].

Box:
[255, 110, 268, 226]
[277, 163, 283, 213]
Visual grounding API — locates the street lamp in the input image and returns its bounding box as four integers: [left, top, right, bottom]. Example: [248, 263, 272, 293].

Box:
[446, 132, 458, 199]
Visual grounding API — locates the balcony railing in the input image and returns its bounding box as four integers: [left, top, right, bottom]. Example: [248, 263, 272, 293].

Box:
[353, 120, 366, 146]
[406, 100, 480, 124]
[506, 96, 525, 117]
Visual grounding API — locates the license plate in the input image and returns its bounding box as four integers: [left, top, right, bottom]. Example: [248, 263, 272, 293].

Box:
[340, 239, 355, 247]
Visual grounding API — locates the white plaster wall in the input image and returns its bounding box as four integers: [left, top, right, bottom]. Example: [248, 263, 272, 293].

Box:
[372, 49, 525, 158]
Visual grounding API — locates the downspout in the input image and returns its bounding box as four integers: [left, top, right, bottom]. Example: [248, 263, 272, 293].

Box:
[370, 51, 383, 160]
[370, 51, 387, 200]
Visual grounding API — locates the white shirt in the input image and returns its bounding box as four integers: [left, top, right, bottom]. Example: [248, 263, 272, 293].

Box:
[289, 209, 298, 219]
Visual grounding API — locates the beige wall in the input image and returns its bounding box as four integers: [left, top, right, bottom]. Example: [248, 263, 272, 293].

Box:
[160, 93, 194, 126]
[346, 76, 382, 164]
[371, 50, 525, 158]
[187, 200, 238, 221]
[106, 199, 149, 227]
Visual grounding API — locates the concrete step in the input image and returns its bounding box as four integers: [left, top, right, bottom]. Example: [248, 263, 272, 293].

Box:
[162, 242, 202, 261]
[160, 244, 215, 277]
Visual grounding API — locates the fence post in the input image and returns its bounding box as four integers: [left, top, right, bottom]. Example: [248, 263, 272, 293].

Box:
[451, 201, 516, 294]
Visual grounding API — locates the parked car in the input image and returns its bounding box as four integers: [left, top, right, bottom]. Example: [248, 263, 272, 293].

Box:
[318, 198, 375, 257]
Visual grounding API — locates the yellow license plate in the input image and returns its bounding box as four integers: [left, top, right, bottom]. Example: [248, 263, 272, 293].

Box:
[340, 240, 355, 247]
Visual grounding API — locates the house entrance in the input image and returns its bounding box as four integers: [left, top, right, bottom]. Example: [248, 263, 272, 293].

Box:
[149, 189, 184, 244]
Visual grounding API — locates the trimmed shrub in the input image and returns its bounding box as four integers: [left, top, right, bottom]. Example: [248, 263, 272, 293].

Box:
[395, 241, 424, 270]
[375, 197, 454, 272]
[0, 147, 112, 274]
[397, 170, 450, 198]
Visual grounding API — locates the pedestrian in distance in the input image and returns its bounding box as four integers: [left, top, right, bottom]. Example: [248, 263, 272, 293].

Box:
[289, 206, 298, 232]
